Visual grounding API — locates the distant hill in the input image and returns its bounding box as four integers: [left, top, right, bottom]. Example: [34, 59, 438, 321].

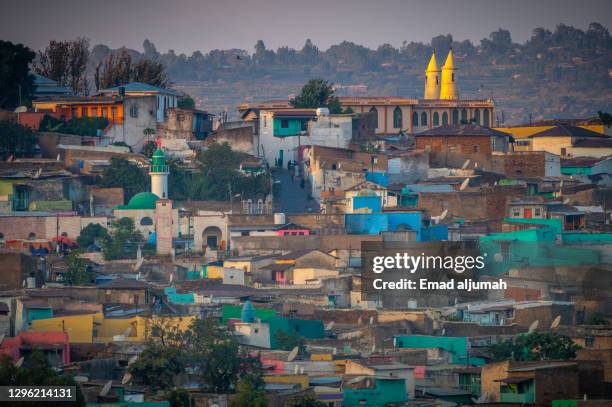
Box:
[87, 23, 612, 124]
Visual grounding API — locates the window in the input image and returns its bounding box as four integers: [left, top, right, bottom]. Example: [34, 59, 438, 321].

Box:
[516, 140, 530, 146]
[263, 116, 267, 127]
[461, 109, 468, 123]
[393, 106, 402, 128]
[585, 336, 595, 347]
[534, 208, 541, 217]
[101, 107, 108, 118]
[472, 144, 480, 153]
[483, 109, 490, 126]
[513, 208, 520, 217]
[369, 107, 378, 128]
[442, 112, 449, 125]
[412, 112, 419, 127]
[433, 112, 439, 126]
[452, 72, 455, 82]
[421, 112, 428, 126]
[130, 104, 139, 118]
[281, 119, 289, 129]
[452, 109, 459, 124]
[81, 107, 87, 117]
[90, 107, 97, 117]
[177, 113, 185, 122]
[474, 109, 481, 125]
[435, 75, 439, 85]
[140, 217, 153, 226]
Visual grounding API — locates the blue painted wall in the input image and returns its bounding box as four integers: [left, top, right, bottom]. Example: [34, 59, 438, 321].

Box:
[365, 172, 389, 187]
[353, 196, 382, 212]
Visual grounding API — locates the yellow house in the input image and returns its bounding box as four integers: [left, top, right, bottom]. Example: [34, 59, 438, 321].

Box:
[30, 314, 195, 343]
[528, 125, 612, 158]
[494, 124, 608, 152]
[264, 374, 310, 389]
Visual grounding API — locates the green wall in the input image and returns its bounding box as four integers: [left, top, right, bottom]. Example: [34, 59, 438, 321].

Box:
[273, 118, 305, 137]
[343, 378, 407, 407]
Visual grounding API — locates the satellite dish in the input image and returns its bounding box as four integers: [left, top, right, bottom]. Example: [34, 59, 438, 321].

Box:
[528, 320, 539, 333]
[332, 347, 337, 355]
[325, 321, 335, 331]
[128, 355, 138, 366]
[299, 367, 304, 374]
[563, 198, 570, 205]
[56, 153, 61, 161]
[369, 316, 374, 325]
[551, 315, 561, 329]
[287, 346, 299, 362]
[169, 273, 174, 283]
[122, 325, 133, 337]
[347, 376, 366, 385]
[74, 376, 89, 383]
[459, 178, 470, 191]
[293, 364, 299, 374]
[14, 106, 27, 114]
[461, 159, 471, 169]
[121, 372, 132, 385]
[371, 344, 376, 353]
[99, 380, 113, 397]
[15, 357, 24, 367]
[440, 209, 448, 220]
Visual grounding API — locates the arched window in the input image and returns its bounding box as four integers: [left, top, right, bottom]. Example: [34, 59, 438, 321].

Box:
[473, 109, 481, 125]
[140, 217, 153, 226]
[393, 107, 402, 129]
[461, 109, 468, 123]
[421, 112, 428, 127]
[452, 109, 459, 125]
[433, 112, 440, 126]
[435, 75, 439, 85]
[369, 107, 378, 128]
[452, 73, 455, 82]
[442, 112, 449, 125]
[412, 112, 419, 127]
[483, 109, 490, 127]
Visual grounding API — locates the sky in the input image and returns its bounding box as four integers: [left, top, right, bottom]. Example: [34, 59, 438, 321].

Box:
[2, 0, 610, 54]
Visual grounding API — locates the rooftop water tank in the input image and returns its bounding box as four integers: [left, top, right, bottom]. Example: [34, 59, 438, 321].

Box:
[316, 107, 330, 116]
[274, 212, 286, 225]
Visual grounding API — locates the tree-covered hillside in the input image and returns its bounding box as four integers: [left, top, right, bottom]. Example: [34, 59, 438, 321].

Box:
[85, 22, 611, 124]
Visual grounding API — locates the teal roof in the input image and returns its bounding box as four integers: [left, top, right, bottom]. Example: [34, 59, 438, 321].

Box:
[99, 82, 181, 96]
[116, 192, 159, 210]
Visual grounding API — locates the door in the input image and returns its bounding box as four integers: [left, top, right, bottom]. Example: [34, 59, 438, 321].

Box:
[278, 149, 284, 168]
[523, 208, 532, 219]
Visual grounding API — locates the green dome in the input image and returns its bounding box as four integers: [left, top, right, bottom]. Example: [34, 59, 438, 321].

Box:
[117, 192, 159, 210]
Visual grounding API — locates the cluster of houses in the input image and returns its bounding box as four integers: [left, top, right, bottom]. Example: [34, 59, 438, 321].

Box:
[0, 54, 611, 406]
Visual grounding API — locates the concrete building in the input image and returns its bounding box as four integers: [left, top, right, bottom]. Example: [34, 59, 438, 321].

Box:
[528, 125, 612, 158]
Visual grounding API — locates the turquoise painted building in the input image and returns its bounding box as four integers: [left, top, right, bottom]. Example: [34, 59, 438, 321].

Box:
[394, 335, 485, 366]
[479, 219, 605, 276]
[343, 377, 407, 407]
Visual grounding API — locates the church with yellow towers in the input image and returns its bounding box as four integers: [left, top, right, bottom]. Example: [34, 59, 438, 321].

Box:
[336, 48, 494, 135]
[238, 49, 494, 136]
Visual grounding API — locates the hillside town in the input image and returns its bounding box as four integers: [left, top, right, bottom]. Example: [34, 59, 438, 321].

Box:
[0, 34, 611, 407]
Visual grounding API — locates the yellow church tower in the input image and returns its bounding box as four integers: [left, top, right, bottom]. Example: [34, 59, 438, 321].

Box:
[423, 51, 440, 99]
[440, 49, 458, 100]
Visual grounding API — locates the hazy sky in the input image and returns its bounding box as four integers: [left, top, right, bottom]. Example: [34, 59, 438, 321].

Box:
[2, 0, 610, 54]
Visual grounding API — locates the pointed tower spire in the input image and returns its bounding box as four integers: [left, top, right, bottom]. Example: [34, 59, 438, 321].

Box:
[440, 49, 458, 100]
[424, 51, 441, 99]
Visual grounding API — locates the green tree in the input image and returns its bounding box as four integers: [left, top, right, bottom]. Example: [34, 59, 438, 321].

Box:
[0, 120, 38, 158]
[40, 115, 109, 136]
[76, 223, 109, 248]
[166, 388, 191, 407]
[230, 378, 268, 407]
[0, 352, 85, 407]
[97, 157, 149, 201]
[585, 312, 609, 325]
[63, 251, 95, 285]
[286, 394, 326, 407]
[102, 217, 143, 260]
[129, 342, 185, 391]
[0, 40, 36, 109]
[177, 95, 196, 109]
[290, 79, 342, 114]
[490, 331, 581, 362]
[597, 111, 612, 127]
[275, 330, 306, 356]
[141, 140, 158, 158]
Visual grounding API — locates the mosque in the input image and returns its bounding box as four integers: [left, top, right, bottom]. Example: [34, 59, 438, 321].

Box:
[338, 49, 495, 135]
[113, 147, 229, 256]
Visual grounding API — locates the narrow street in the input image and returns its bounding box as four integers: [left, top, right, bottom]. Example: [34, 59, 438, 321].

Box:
[271, 168, 319, 214]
